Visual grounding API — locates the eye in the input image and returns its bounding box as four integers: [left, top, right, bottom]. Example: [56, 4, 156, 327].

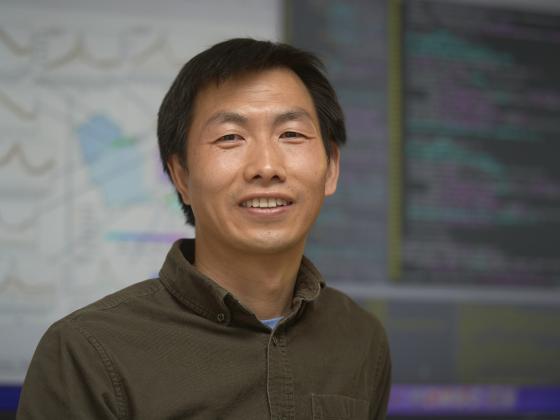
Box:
[280, 131, 305, 139]
[217, 134, 243, 142]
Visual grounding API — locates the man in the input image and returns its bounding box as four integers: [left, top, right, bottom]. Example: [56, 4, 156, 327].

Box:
[18, 39, 391, 419]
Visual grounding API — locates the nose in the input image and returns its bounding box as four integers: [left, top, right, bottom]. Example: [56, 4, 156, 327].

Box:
[243, 138, 287, 185]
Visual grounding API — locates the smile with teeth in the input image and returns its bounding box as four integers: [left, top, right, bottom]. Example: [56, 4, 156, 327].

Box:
[241, 198, 291, 208]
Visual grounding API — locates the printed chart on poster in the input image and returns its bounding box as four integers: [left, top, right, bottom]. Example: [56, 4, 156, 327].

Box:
[0, 6, 278, 383]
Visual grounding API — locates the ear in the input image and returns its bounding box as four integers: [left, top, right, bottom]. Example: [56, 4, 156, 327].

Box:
[324, 142, 340, 197]
[167, 155, 191, 205]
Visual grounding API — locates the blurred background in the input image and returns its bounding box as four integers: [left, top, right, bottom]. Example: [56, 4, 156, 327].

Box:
[1, 0, 559, 418]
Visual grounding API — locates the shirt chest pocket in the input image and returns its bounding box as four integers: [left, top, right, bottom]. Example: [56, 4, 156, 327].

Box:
[311, 394, 370, 420]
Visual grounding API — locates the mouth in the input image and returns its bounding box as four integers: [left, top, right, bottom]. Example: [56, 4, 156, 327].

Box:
[240, 197, 293, 209]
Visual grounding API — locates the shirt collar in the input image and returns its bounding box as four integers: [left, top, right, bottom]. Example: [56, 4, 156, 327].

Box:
[159, 239, 325, 326]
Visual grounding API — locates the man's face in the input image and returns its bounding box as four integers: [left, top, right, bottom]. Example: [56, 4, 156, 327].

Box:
[169, 67, 339, 255]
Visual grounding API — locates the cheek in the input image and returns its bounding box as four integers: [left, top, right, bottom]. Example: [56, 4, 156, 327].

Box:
[188, 152, 240, 198]
[289, 149, 328, 188]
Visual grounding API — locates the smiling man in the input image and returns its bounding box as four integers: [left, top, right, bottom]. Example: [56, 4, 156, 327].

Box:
[18, 39, 391, 420]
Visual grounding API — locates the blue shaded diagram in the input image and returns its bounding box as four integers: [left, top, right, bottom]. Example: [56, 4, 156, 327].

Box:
[76, 114, 149, 207]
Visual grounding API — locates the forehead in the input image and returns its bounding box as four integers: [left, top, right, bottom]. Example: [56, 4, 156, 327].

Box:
[191, 67, 318, 123]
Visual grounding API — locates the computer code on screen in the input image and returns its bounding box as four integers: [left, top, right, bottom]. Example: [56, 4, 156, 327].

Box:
[400, 0, 560, 286]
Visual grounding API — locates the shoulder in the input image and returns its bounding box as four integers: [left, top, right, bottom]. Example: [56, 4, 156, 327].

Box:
[69, 278, 163, 317]
[18, 283, 153, 420]
[30, 279, 169, 383]
[318, 286, 385, 330]
[40, 279, 166, 346]
[315, 286, 388, 347]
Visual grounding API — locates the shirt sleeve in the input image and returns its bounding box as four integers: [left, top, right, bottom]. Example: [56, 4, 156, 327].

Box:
[370, 330, 392, 420]
[17, 319, 126, 420]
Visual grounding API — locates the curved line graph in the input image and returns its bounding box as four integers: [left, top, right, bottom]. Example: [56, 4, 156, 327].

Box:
[0, 210, 35, 232]
[0, 90, 37, 121]
[0, 272, 55, 296]
[0, 144, 55, 176]
[129, 35, 184, 68]
[47, 37, 122, 70]
[0, 28, 33, 56]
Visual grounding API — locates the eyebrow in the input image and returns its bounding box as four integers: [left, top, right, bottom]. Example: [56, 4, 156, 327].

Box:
[203, 108, 315, 130]
[203, 112, 248, 129]
[273, 108, 314, 126]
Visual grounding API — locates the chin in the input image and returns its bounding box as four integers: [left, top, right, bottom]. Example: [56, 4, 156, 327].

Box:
[237, 232, 303, 255]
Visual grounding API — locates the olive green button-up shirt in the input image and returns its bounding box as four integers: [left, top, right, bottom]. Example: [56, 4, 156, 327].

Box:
[17, 239, 391, 419]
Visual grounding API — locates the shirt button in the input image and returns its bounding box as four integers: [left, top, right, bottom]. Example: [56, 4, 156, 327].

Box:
[217, 313, 225, 323]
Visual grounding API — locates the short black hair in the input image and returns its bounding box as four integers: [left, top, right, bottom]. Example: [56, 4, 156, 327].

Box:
[157, 38, 346, 226]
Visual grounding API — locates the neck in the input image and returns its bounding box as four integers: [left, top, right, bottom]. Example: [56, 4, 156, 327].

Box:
[194, 237, 304, 320]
